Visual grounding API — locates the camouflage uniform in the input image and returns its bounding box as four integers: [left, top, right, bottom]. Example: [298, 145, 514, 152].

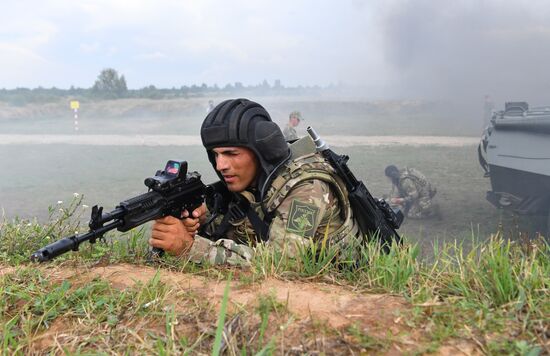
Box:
[187, 136, 361, 266]
[390, 167, 437, 219]
[283, 124, 298, 141]
[283, 111, 302, 141]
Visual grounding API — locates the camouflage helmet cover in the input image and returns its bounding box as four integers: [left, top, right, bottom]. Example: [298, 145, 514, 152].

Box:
[289, 110, 303, 120]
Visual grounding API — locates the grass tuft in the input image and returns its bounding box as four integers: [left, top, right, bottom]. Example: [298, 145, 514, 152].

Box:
[1, 200, 549, 353]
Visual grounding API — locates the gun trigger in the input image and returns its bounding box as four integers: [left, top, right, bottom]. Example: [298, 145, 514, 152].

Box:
[168, 208, 181, 219]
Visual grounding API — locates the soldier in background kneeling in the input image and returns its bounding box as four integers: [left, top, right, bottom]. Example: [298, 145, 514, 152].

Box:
[385, 165, 439, 219]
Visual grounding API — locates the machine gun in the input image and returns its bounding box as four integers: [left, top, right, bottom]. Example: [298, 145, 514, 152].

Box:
[307, 127, 403, 249]
[30, 160, 206, 262]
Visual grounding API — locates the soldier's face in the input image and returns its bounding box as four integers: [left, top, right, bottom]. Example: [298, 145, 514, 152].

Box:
[212, 147, 259, 192]
[289, 117, 300, 127]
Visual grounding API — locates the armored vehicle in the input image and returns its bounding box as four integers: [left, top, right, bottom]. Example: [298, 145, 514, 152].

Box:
[478, 101, 550, 237]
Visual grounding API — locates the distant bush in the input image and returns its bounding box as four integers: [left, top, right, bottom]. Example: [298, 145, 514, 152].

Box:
[91, 68, 128, 99]
[0, 72, 334, 105]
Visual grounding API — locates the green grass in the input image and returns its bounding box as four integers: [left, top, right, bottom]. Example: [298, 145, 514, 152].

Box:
[212, 274, 231, 356]
[1, 199, 549, 354]
[345, 323, 390, 352]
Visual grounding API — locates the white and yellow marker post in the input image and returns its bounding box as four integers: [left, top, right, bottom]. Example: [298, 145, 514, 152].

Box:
[70, 100, 80, 132]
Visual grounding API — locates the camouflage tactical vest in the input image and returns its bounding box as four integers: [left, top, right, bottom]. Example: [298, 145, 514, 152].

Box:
[400, 167, 436, 198]
[225, 136, 360, 245]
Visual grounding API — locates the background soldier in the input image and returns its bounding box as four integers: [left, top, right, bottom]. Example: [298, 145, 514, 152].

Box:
[283, 110, 303, 141]
[483, 95, 494, 128]
[385, 164, 438, 219]
[206, 100, 215, 114]
[149, 99, 361, 266]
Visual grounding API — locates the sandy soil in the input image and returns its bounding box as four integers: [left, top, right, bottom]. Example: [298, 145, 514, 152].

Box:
[0, 263, 480, 355]
[0, 134, 479, 147]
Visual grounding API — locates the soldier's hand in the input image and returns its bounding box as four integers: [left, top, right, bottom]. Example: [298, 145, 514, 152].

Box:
[391, 197, 405, 205]
[181, 203, 207, 237]
[150, 216, 194, 256]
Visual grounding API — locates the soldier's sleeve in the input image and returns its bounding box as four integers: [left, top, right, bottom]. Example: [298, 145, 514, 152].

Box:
[267, 179, 341, 257]
[185, 235, 254, 267]
[183, 208, 253, 267]
[390, 184, 399, 199]
[282, 125, 290, 139]
[400, 178, 419, 204]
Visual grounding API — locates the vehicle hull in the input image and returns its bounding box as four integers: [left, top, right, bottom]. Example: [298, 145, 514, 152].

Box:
[480, 102, 550, 237]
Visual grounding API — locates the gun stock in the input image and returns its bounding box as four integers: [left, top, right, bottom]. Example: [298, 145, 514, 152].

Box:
[307, 127, 403, 249]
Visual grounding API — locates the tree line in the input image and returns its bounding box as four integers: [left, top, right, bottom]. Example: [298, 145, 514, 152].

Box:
[1, 68, 339, 106]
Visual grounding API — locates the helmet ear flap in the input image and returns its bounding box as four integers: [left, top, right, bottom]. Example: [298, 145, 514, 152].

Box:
[254, 121, 288, 162]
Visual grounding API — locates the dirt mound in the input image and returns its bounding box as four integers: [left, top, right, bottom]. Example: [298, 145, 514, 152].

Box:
[78, 264, 405, 330]
[20, 263, 478, 355]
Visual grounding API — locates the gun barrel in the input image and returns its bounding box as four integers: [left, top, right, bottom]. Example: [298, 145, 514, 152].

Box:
[30, 236, 78, 262]
[30, 219, 123, 262]
[306, 126, 330, 151]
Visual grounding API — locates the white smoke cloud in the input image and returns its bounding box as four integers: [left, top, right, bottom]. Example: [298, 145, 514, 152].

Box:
[1, 0, 549, 102]
[375, 0, 550, 103]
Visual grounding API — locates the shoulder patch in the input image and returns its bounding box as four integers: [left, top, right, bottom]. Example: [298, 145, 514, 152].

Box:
[286, 199, 320, 237]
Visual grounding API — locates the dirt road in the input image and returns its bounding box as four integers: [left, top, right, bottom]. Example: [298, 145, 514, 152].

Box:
[0, 134, 479, 147]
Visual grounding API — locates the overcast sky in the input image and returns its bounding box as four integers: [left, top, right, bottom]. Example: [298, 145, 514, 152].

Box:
[2, 0, 550, 102]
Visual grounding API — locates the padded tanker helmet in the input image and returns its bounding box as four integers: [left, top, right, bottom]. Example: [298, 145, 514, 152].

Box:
[201, 98, 290, 194]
